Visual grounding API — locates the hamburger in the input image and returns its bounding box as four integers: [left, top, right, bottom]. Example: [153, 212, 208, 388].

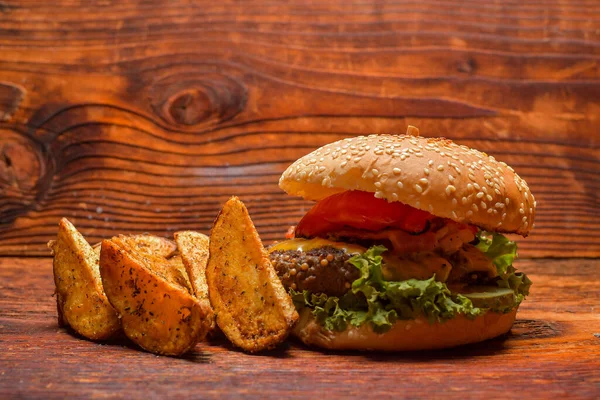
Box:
[268, 126, 535, 351]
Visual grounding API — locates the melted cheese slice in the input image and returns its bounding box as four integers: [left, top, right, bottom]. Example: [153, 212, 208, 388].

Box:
[268, 238, 366, 255]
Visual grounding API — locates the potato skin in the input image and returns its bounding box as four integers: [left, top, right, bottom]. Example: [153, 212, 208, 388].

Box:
[50, 218, 121, 340]
[206, 197, 298, 353]
[99, 239, 212, 356]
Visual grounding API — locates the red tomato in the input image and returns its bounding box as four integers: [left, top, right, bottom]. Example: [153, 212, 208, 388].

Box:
[295, 191, 434, 238]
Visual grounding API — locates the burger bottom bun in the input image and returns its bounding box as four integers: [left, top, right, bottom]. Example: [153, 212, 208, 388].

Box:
[293, 308, 518, 351]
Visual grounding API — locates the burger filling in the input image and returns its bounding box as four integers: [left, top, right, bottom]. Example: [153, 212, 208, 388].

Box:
[268, 190, 532, 333]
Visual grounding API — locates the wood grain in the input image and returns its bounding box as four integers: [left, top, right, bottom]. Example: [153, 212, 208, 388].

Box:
[0, 257, 598, 398]
[0, 0, 599, 257]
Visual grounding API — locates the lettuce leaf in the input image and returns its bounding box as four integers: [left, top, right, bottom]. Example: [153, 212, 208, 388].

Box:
[475, 231, 517, 275]
[292, 233, 533, 333]
[291, 246, 483, 333]
[475, 231, 532, 301]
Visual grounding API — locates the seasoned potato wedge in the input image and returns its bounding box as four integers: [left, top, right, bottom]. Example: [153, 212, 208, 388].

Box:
[206, 197, 298, 352]
[99, 237, 212, 356]
[49, 218, 120, 340]
[115, 234, 192, 294]
[174, 231, 215, 330]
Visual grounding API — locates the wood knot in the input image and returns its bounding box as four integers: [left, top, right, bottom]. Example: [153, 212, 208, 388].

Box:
[149, 73, 247, 128]
[457, 57, 477, 74]
[0, 82, 25, 122]
[0, 129, 48, 224]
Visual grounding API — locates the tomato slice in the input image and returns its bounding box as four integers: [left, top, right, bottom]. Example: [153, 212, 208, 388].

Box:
[295, 190, 434, 238]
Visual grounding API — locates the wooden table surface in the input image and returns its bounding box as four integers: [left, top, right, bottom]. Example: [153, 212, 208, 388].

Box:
[0, 0, 599, 398]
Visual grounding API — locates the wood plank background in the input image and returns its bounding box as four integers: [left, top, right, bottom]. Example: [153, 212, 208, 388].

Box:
[0, 0, 599, 257]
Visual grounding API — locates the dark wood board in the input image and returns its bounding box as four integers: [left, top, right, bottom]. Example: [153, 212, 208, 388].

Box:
[1, 257, 598, 399]
[0, 0, 599, 257]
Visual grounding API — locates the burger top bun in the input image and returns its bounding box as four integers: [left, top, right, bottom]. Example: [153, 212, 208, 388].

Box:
[279, 126, 535, 236]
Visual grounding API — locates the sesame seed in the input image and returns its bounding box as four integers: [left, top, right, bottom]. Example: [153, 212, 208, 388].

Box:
[448, 174, 455, 182]
[391, 193, 399, 201]
[428, 160, 434, 166]
[476, 192, 484, 199]
[437, 165, 444, 171]
[374, 149, 383, 155]
[372, 168, 379, 175]
[486, 194, 493, 202]
[474, 183, 481, 190]
[452, 198, 458, 206]
[505, 198, 510, 205]
[318, 166, 326, 172]
[494, 188, 501, 195]
[502, 212, 507, 220]
[487, 209, 493, 214]
[468, 174, 476, 181]
[424, 168, 430, 175]
[466, 210, 473, 217]
[374, 191, 384, 199]
[393, 168, 401, 175]
[452, 211, 458, 219]
[446, 185, 456, 195]
[534, 201, 537, 208]
[482, 186, 488, 193]
[419, 178, 429, 185]
[414, 184, 423, 193]
[495, 202, 505, 209]
[462, 197, 468, 205]
[519, 208, 525, 214]
[354, 157, 361, 163]
[341, 161, 348, 167]
[480, 201, 487, 210]
[467, 183, 473, 191]
[522, 216, 528, 223]
[374, 182, 382, 188]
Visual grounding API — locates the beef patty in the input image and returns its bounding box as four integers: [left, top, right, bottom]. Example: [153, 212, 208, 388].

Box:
[269, 247, 360, 297]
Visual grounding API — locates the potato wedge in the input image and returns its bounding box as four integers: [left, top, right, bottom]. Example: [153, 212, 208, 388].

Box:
[174, 231, 215, 331]
[99, 237, 212, 356]
[49, 218, 120, 340]
[114, 234, 192, 293]
[206, 197, 298, 352]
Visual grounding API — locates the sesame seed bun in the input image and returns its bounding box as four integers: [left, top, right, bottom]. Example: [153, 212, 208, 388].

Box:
[293, 308, 518, 351]
[279, 129, 535, 236]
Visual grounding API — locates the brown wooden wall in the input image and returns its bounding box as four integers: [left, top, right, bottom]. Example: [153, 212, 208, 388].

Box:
[0, 0, 598, 257]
